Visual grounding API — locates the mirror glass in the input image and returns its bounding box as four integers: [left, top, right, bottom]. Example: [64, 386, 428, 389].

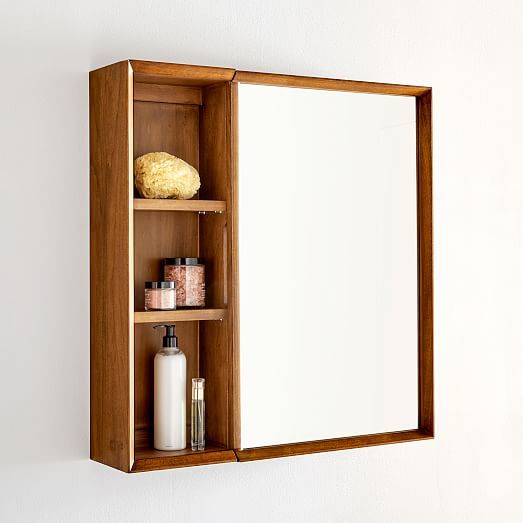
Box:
[238, 83, 418, 449]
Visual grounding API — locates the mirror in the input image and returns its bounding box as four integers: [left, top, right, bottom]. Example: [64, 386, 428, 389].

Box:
[238, 83, 419, 449]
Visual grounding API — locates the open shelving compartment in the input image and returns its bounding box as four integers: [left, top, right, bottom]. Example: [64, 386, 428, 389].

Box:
[90, 61, 240, 473]
[132, 64, 238, 472]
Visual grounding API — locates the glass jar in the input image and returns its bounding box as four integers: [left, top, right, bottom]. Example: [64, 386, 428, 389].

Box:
[191, 378, 205, 451]
[144, 281, 176, 311]
[164, 258, 206, 308]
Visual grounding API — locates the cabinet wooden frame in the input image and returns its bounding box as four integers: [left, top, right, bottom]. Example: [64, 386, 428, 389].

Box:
[90, 60, 433, 473]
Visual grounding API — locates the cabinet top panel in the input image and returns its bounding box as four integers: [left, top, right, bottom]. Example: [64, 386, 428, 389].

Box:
[130, 59, 235, 86]
[90, 60, 431, 96]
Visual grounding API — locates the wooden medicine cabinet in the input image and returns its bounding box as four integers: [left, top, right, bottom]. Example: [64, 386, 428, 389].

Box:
[90, 60, 433, 473]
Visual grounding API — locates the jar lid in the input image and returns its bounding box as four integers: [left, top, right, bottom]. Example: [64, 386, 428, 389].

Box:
[145, 281, 175, 289]
[164, 257, 200, 266]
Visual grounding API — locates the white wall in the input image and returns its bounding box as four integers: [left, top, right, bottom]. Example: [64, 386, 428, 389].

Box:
[0, 1, 522, 521]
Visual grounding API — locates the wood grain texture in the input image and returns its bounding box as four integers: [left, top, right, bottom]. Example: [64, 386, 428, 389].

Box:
[133, 100, 200, 306]
[134, 101, 200, 170]
[90, 61, 134, 472]
[91, 59, 433, 471]
[134, 83, 202, 105]
[134, 309, 226, 323]
[131, 60, 235, 87]
[235, 430, 432, 461]
[134, 199, 226, 212]
[133, 210, 200, 441]
[198, 84, 231, 201]
[133, 95, 201, 459]
[199, 83, 238, 448]
[229, 81, 241, 448]
[234, 70, 431, 96]
[199, 84, 231, 305]
[135, 441, 227, 457]
[130, 84, 236, 464]
[132, 445, 237, 472]
[133, 211, 199, 311]
[416, 90, 434, 436]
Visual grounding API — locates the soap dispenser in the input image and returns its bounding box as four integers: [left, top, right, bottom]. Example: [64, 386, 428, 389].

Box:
[153, 324, 187, 451]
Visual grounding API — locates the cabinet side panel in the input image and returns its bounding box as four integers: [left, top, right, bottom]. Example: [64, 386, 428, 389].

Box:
[199, 82, 240, 448]
[229, 82, 240, 448]
[416, 90, 434, 435]
[90, 62, 134, 472]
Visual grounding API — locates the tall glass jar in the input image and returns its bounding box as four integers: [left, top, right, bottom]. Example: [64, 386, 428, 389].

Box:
[164, 258, 205, 308]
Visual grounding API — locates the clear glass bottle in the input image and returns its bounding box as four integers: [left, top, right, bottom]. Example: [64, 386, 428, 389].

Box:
[191, 378, 205, 451]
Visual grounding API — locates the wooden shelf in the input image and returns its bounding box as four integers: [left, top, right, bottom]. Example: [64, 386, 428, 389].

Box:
[133, 443, 236, 472]
[134, 308, 226, 324]
[133, 198, 226, 213]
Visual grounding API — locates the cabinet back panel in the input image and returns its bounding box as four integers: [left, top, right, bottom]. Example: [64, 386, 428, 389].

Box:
[134, 210, 199, 310]
[132, 83, 234, 451]
[133, 100, 200, 200]
[134, 100, 200, 168]
[133, 88, 231, 200]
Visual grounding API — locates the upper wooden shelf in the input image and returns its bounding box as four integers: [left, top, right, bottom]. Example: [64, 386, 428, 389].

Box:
[133, 199, 226, 213]
[134, 308, 226, 324]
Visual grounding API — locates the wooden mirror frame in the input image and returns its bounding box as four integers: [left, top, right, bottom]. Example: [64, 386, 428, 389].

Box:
[231, 71, 433, 461]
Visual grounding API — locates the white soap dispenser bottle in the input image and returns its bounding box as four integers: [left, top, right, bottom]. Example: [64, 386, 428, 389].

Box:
[153, 324, 187, 451]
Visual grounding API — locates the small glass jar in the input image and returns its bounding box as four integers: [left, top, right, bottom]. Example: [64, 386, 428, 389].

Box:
[164, 258, 205, 308]
[144, 281, 176, 311]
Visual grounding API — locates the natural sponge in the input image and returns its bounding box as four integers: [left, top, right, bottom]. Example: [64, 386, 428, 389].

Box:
[134, 152, 201, 199]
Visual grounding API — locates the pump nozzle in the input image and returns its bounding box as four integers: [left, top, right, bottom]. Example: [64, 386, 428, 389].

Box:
[153, 324, 178, 348]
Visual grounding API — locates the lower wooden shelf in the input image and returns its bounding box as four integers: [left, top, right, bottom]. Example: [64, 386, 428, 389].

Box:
[132, 443, 237, 472]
